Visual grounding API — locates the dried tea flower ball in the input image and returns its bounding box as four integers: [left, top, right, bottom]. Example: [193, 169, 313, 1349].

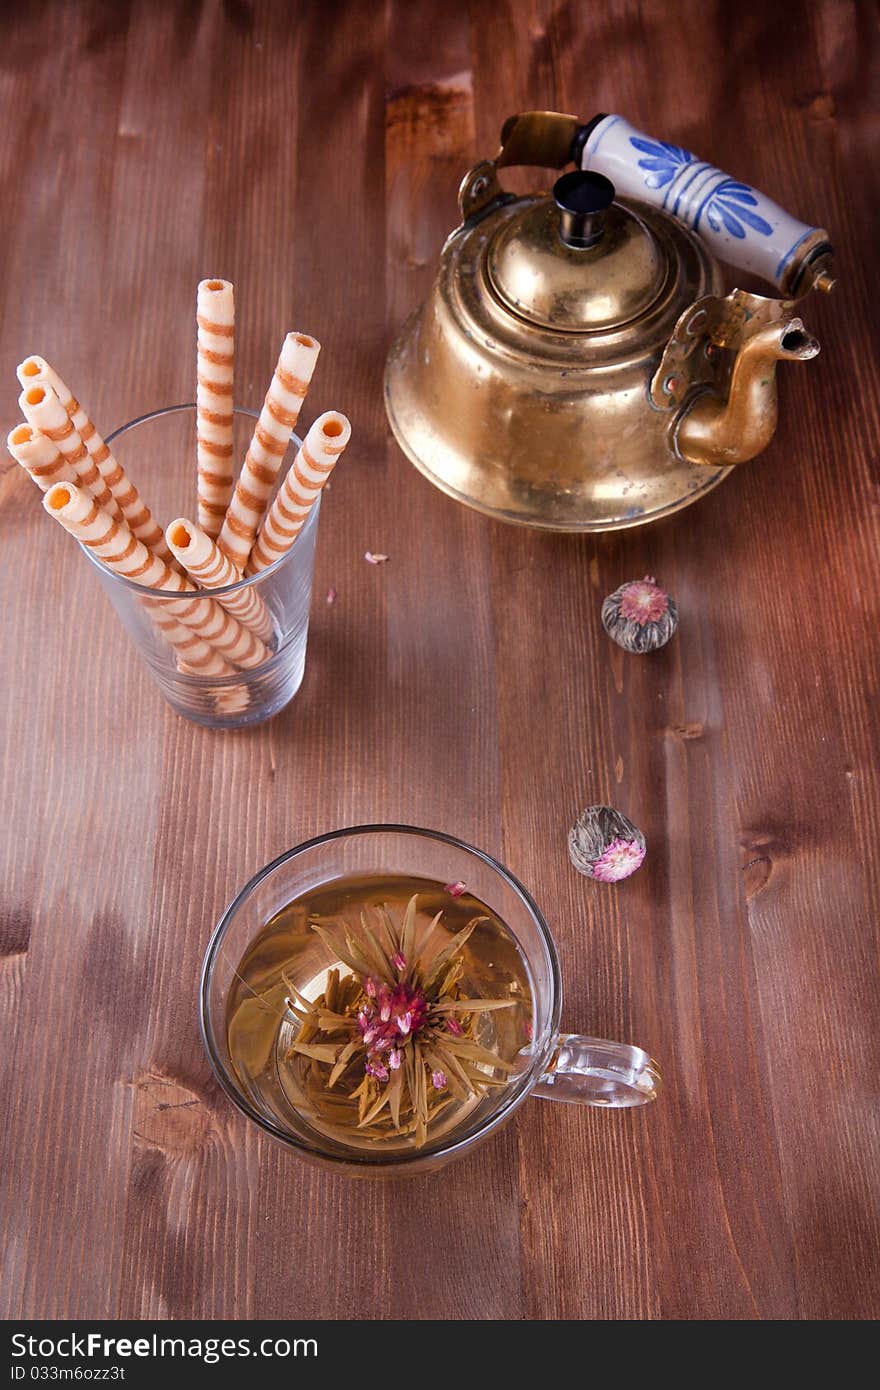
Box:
[602, 575, 678, 653]
[568, 805, 646, 883]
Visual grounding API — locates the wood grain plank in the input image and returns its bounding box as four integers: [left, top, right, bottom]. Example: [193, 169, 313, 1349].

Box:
[0, 0, 171, 1319]
[382, 0, 526, 1321]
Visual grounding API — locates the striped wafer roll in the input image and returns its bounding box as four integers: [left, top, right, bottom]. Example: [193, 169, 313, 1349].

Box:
[17, 356, 171, 562]
[20, 383, 123, 521]
[165, 518, 274, 643]
[43, 482, 271, 671]
[6, 423, 73, 492]
[152, 616, 235, 676]
[30, 468, 227, 676]
[212, 683, 251, 716]
[169, 582, 269, 669]
[218, 331, 320, 571]
[248, 411, 350, 574]
[195, 280, 235, 538]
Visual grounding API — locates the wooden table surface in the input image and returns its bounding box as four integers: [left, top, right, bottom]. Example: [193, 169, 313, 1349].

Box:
[1, 0, 878, 1322]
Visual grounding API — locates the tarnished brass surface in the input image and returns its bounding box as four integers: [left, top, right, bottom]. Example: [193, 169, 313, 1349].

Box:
[494, 110, 581, 170]
[387, 109, 828, 532]
[457, 160, 509, 229]
[386, 193, 730, 532]
[676, 317, 819, 466]
[650, 287, 815, 411]
[487, 200, 666, 332]
[457, 111, 581, 229]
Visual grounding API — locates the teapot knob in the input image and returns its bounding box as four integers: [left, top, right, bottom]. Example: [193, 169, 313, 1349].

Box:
[553, 171, 615, 249]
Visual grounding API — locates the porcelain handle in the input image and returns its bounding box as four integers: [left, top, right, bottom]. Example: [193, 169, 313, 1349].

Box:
[579, 114, 833, 295]
[532, 1034, 661, 1108]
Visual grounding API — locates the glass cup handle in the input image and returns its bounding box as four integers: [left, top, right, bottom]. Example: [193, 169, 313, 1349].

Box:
[532, 1034, 662, 1108]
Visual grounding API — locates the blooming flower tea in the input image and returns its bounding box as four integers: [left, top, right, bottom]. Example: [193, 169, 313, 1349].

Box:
[225, 874, 534, 1154]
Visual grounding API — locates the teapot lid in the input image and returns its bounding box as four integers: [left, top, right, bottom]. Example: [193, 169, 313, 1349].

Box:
[486, 171, 668, 332]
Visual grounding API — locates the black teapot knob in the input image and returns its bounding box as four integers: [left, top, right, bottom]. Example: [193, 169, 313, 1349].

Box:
[553, 171, 615, 249]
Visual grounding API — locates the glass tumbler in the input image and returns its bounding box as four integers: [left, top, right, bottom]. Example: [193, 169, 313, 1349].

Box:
[200, 825, 662, 1176]
[80, 404, 320, 729]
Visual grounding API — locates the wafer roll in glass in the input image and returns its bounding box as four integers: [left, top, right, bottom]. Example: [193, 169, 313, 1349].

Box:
[6, 423, 74, 491]
[17, 357, 170, 560]
[195, 280, 235, 538]
[166, 518, 273, 642]
[20, 384, 122, 520]
[218, 332, 320, 571]
[43, 482, 270, 670]
[248, 411, 350, 574]
[150, 615, 235, 676]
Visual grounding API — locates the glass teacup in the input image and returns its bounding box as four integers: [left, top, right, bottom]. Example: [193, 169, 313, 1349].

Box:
[200, 825, 661, 1175]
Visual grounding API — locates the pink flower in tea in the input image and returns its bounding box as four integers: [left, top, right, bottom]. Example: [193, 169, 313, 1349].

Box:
[444, 880, 467, 897]
[618, 577, 668, 626]
[591, 836, 646, 883]
[357, 979, 429, 1080]
[293, 894, 519, 1147]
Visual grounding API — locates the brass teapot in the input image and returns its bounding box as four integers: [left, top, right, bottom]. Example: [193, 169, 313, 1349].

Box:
[385, 111, 835, 531]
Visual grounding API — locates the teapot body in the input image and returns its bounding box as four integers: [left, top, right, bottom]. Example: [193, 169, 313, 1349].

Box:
[386, 192, 726, 531]
[385, 111, 830, 533]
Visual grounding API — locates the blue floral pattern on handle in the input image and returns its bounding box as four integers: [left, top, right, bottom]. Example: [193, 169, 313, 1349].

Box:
[702, 179, 773, 239]
[630, 136, 773, 239]
[629, 136, 694, 189]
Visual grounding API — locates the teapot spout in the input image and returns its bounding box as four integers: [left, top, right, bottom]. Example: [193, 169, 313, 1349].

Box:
[676, 317, 819, 467]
